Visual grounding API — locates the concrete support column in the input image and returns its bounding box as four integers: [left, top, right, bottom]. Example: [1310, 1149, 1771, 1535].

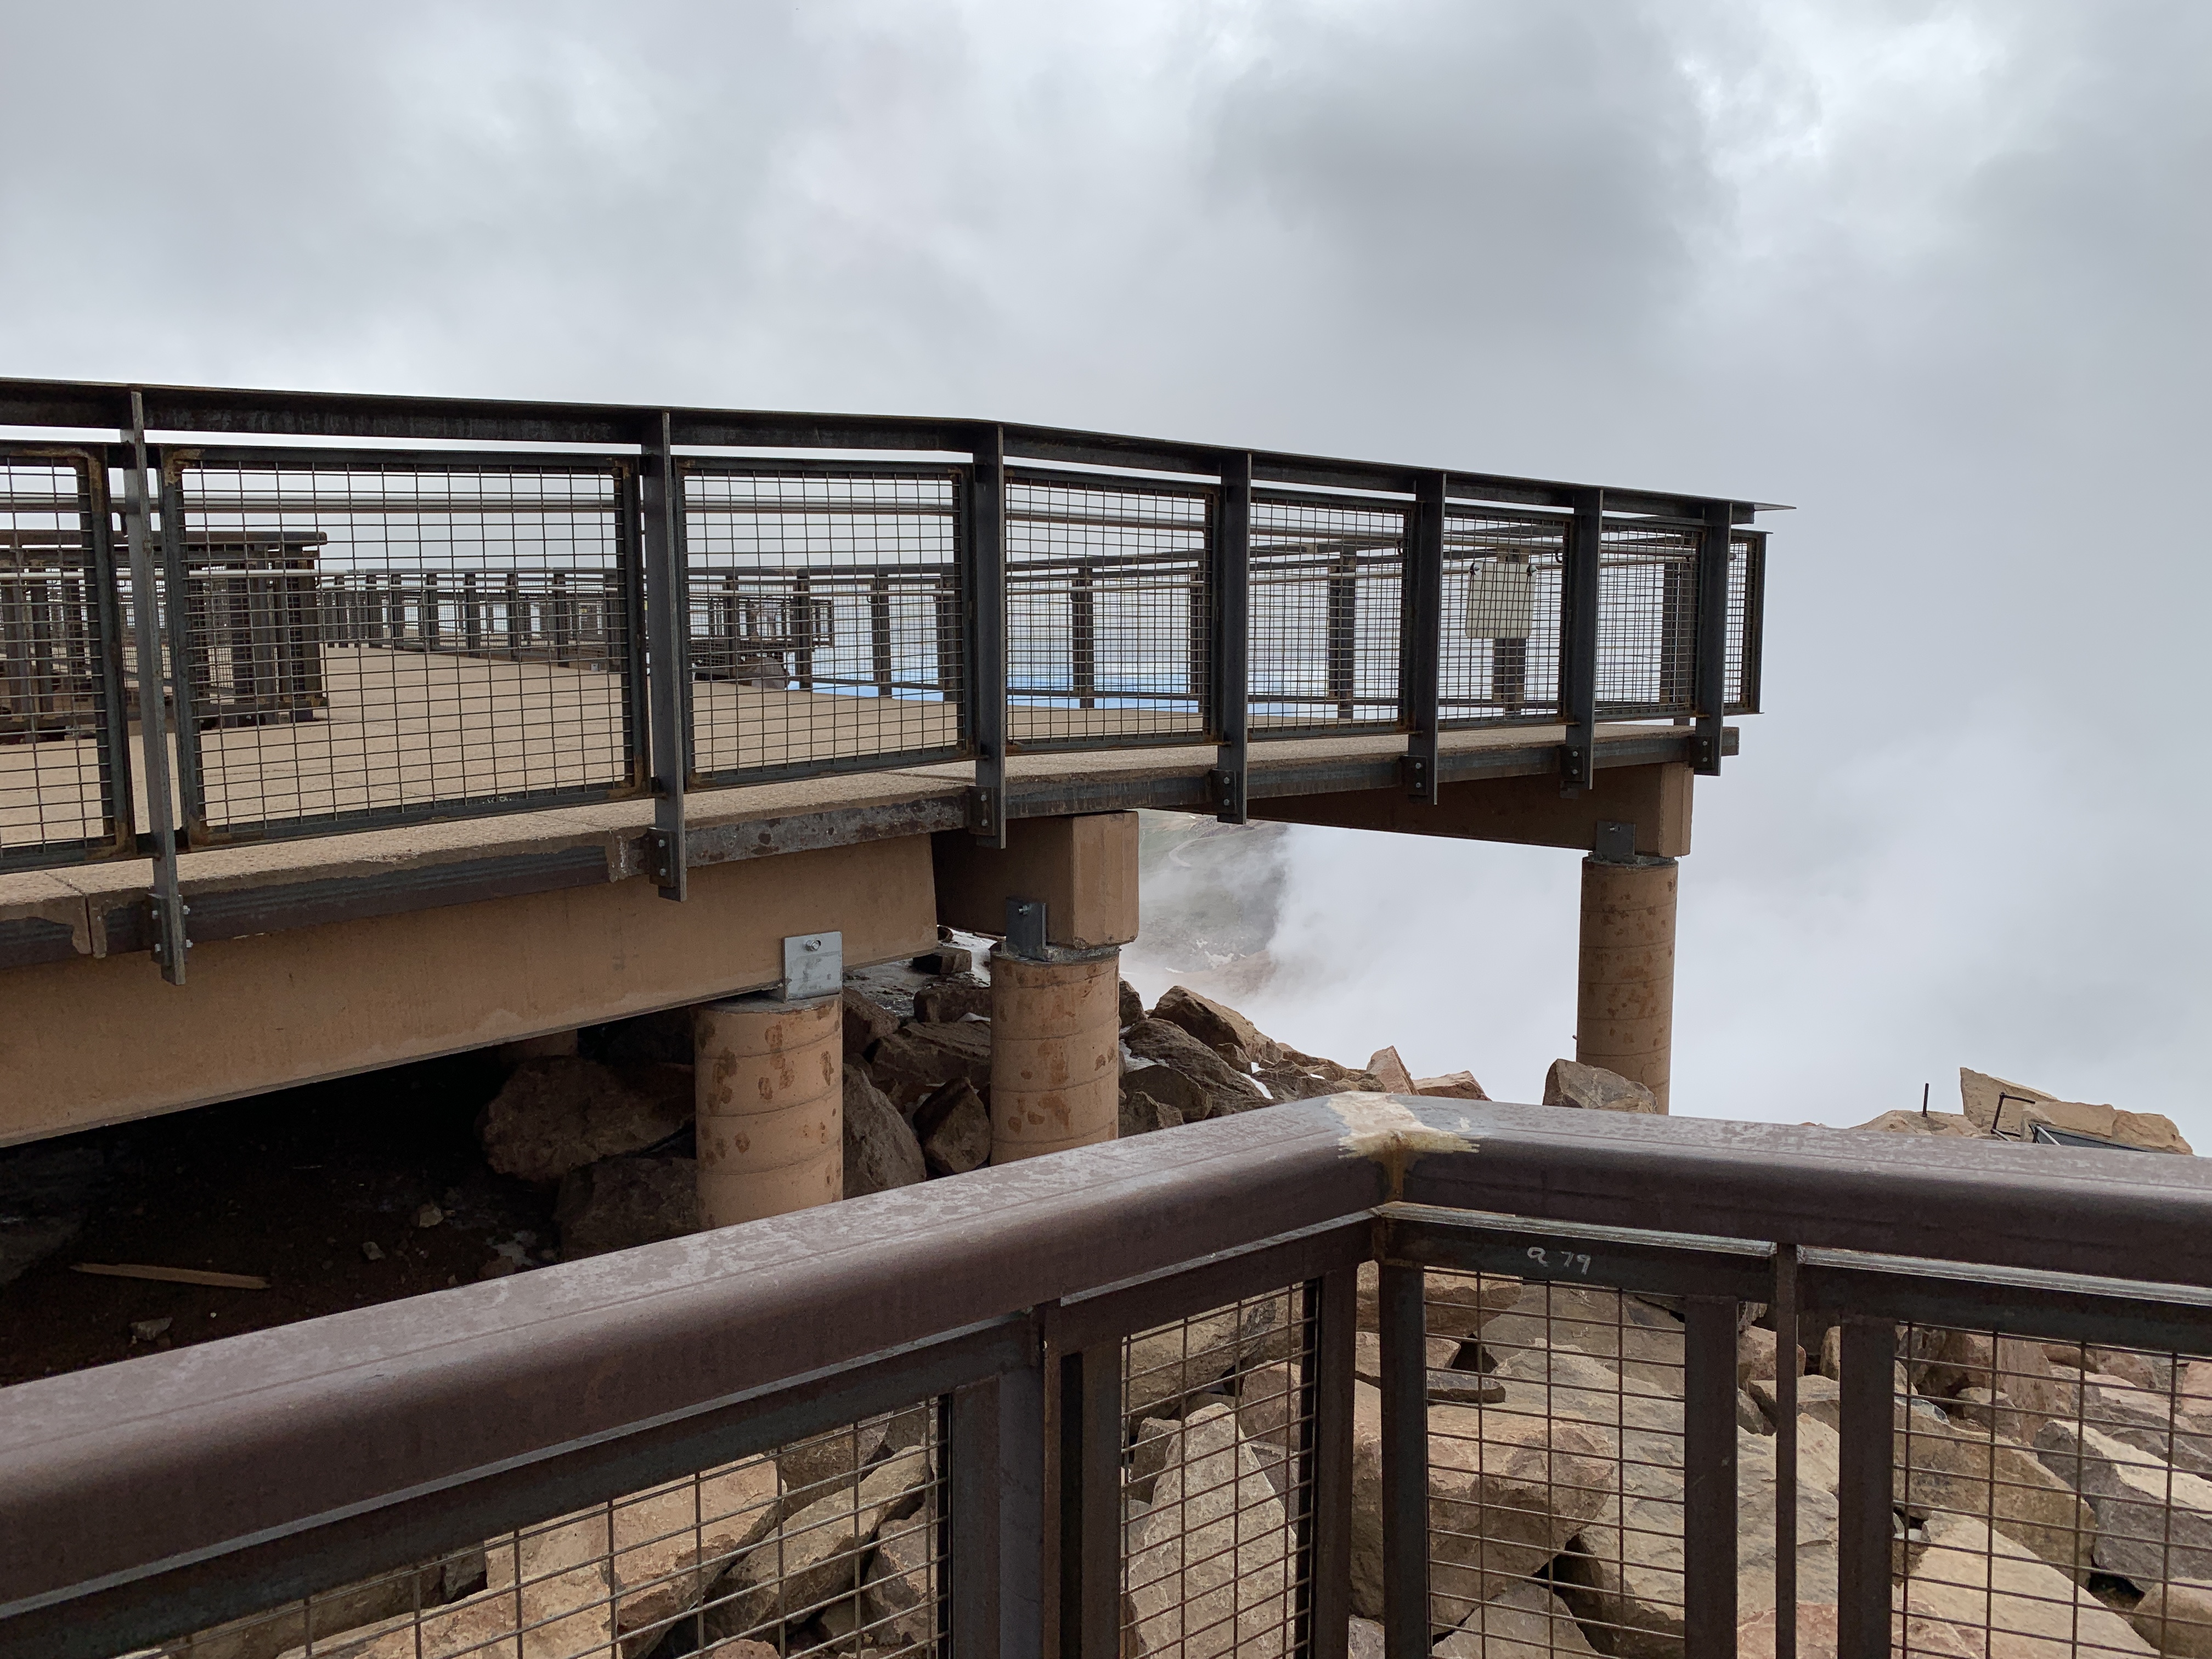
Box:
[1576, 855, 1678, 1113]
[693, 992, 842, 1227]
[989, 947, 1121, 1164]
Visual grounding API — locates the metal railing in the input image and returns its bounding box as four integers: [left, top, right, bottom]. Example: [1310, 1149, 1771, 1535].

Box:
[0, 380, 1771, 898]
[4, 1098, 2210, 1659]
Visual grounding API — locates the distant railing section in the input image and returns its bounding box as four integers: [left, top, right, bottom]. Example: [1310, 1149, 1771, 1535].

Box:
[0, 383, 1771, 898]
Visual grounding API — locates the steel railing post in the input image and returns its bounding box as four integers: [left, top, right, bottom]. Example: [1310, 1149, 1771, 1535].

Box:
[1301, 1267, 1357, 1659]
[1692, 499, 1734, 775]
[952, 1350, 1046, 1659]
[1403, 471, 1446, 805]
[1770, 1245, 1799, 1659]
[966, 425, 1008, 849]
[1835, 1315, 1896, 1659]
[1211, 450, 1250, 823]
[1378, 1262, 1430, 1656]
[639, 413, 688, 898]
[1060, 1341, 1122, 1659]
[1682, 1295, 1741, 1659]
[121, 394, 189, 982]
[1560, 487, 1603, 792]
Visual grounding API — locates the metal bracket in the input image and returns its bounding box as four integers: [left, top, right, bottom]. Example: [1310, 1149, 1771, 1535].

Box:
[968, 785, 1001, 842]
[1593, 820, 1638, 864]
[1209, 767, 1246, 823]
[1003, 897, 1047, 960]
[1401, 754, 1430, 799]
[641, 827, 681, 889]
[782, 932, 843, 1000]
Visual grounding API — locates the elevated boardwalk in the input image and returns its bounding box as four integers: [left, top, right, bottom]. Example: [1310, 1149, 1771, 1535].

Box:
[0, 377, 1770, 1144]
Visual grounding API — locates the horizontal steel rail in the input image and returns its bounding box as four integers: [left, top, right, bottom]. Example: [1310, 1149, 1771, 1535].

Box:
[4, 1098, 2210, 1659]
[0, 379, 1774, 971]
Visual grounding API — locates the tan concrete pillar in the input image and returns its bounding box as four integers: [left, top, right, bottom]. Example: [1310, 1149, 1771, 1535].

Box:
[693, 992, 842, 1227]
[1576, 856, 1678, 1113]
[989, 949, 1121, 1164]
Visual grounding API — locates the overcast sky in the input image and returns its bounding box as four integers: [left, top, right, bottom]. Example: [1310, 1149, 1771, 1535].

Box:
[4, 2, 2206, 1134]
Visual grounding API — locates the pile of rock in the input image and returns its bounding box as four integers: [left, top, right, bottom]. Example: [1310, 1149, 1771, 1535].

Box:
[1853, 1068, 2193, 1155]
[477, 971, 1526, 1262]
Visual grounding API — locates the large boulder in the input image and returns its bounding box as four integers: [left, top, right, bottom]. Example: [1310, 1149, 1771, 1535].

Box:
[554, 1156, 698, 1259]
[281, 1457, 781, 1658]
[1123, 1402, 1295, 1659]
[1542, 1059, 1661, 1115]
[2037, 1417, 2212, 1583]
[1960, 1066, 2192, 1152]
[1480, 1282, 1684, 1392]
[868, 1020, 993, 1113]
[1127, 1291, 1300, 1418]
[1353, 1261, 1519, 1338]
[705, 1447, 933, 1641]
[1852, 1109, 1988, 1138]
[1121, 1059, 1206, 1135]
[841, 988, 901, 1059]
[912, 1079, 991, 1177]
[479, 1059, 694, 1184]
[1121, 1018, 1267, 1118]
[911, 977, 991, 1023]
[2131, 1578, 2212, 1658]
[860, 1509, 937, 1655]
[1891, 1407, 2096, 1577]
[1413, 1071, 1490, 1101]
[1365, 1047, 1415, 1094]
[1433, 1579, 1600, 1659]
[1898, 1510, 2153, 1658]
[1150, 985, 1266, 1063]
[1119, 979, 1147, 1029]
[844, 1068, 926, 1198]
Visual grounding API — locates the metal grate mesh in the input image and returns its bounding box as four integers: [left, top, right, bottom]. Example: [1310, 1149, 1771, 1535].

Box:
[1249, 494, 1404, 733]
[1438, 510, 1566, 726]
[1413, 1268, 1697, 1658]
[168, 454, 640, 844]
[0, 451, 128, 868]
[1123, 1285, 1315, 1659]
[681, 466, 962, 785]
[1883, 1321, 2198, 1659]
[118, 1402, 946, 1659]
[1725, 532, 1762, 715]
[1006, 476, 1210, 749]
[1594, 520, 1699, 720]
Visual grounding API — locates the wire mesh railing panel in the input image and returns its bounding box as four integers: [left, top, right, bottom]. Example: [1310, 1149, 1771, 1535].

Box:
[1725, 532, 1762, 715]
[1874, 1320, 2203, 1659]
[0, 451, 130, 868]
[1124, 1284, 1314, 1659]
[1437, 511, 1566, 727]
[1006, 476, 1211, 749]
[682, 467, 963, 785]
[1412, 1268, 1705, 1659]
[112, 1402, 947, 1659]
[167, 454, 641, 844]
[1594, 521, 1699, 721]
[1249, 495, 1404, 735]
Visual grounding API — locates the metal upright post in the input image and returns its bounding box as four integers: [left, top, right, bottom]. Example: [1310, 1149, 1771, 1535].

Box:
[967, 425, 1008, 850]
[1212, 450, 1250, 823]
[1692, 499, 1734, 776]
[1403, 471, 1446, 805]
[121, 392, 188, 983]
[1560, 487, 1602, 793]
[1301, 1267, 1356, 1659]
[1378, 1262, 1430, 1656]
[1770, 1246, 1799, 1659]
[1835, 1316, 1896, 1659]
[1062, 1342, 1122, 1659]
[1681, 1296, 1741, 1659]
[639, 413, 688, 899]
